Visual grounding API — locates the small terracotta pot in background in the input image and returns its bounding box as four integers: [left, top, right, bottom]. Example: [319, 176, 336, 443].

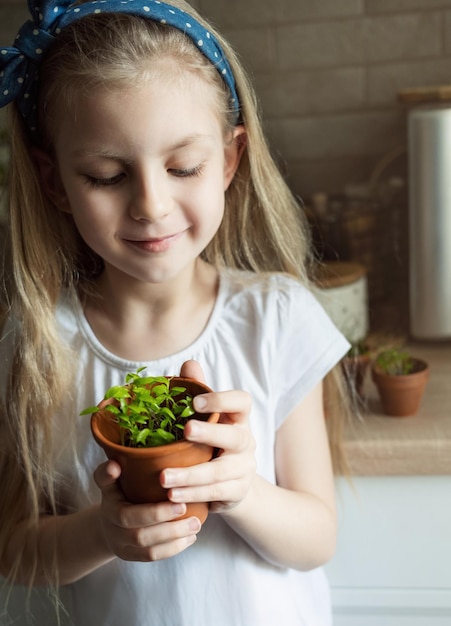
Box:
[91, 377, 220, 524]
[371, 358, 429, 417]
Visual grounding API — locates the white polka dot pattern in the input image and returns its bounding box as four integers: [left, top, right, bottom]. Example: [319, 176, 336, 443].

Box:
[0, 0, 240, 139]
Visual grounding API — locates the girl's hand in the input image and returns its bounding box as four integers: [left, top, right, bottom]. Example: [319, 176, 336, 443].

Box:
[94, 460, 201, 562]
[161, 361, 256, 514]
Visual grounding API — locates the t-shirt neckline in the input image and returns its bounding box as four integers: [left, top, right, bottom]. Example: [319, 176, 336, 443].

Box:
[73, 271, 230, 370]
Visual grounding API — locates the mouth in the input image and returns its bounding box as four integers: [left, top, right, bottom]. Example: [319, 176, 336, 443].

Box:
[123, 231, 184, 253]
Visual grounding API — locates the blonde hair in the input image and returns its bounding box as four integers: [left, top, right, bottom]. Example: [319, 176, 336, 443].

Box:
[0, 0, 350, 597]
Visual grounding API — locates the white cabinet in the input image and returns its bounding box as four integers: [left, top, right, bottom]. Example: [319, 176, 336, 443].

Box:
[325, 476, 451, 625]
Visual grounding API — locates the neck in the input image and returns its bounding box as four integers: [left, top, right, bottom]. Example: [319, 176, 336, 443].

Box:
[83, 260, 219, 361]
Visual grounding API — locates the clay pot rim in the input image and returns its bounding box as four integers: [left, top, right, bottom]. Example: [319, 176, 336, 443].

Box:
[90, 376, 220, 456]
[371, 357, 429, 381]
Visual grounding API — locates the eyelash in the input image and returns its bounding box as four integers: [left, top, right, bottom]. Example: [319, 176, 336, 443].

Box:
[169, 165, 203, 178]
[85, 165, 203, 187]
[85, 174, 124, 188]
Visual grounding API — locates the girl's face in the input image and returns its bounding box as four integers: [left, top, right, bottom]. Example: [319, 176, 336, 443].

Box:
[46, 71, 243, 287]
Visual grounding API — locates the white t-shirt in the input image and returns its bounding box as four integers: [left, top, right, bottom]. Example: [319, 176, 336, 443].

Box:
[0, 270, 349, 626]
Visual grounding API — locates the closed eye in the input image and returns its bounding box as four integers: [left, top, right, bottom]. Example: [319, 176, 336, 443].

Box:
[169, 165, 203, 178]
[85, 173, 125, 187]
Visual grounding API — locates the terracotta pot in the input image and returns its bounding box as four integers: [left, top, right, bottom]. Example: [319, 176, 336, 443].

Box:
[371, 358, 429, 417]
[91, 377, 220, 523]
[341, 353, 371, 399]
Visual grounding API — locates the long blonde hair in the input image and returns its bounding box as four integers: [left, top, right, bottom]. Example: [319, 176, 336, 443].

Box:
[0, 0, 349, 594]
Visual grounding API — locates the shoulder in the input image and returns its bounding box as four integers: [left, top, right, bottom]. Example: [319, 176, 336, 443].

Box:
[220, 269, 349, 357]
[217, 269, 346, 362]
[220, 269, 325, 326]
[218, 270, 349, 427]
[221, 268, 305, 304]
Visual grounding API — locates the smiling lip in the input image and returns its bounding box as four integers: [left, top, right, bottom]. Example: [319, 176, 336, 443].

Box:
[124, 232, 184, 253]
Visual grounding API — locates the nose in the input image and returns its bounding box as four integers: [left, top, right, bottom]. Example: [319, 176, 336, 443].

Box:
[128, 168, 171, 223]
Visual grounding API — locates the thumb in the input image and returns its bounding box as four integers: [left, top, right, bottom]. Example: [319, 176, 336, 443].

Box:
[94, 459, 122, 494]
[179, 359, 206, 383]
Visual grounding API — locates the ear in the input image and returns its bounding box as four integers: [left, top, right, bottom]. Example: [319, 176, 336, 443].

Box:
[32, 148, 70, 212]
[223, 125, 247, 191]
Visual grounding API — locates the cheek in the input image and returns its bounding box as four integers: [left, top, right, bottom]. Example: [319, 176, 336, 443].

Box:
[67, 203, 98, 236]
[64, 196, 114, 251]
[63, 183, 110, 228]
[71, 215, 105, 254]
[191, 186, 225, 235]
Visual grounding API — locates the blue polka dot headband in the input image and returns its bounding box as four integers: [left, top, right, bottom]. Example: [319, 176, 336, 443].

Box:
[0, 0, 240, 139]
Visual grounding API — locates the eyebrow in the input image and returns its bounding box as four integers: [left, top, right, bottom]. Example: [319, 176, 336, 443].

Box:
[71, 134, 215, 160]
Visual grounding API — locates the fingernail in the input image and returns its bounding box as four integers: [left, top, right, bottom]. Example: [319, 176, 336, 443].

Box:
[162, 470, 176, 488]
[188, 517, 201, 532]
[170, 489, 183, 501]
[171, 503, 186, 516]
[194, 395, 207, 410]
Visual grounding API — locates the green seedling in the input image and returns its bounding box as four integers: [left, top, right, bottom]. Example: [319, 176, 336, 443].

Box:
[81, 368, 195, 448]
[374, 348, 414, 376]
[346, 340, 370, 359]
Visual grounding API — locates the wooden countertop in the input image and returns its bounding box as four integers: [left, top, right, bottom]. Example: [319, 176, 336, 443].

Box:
[344, 342, 451, 476]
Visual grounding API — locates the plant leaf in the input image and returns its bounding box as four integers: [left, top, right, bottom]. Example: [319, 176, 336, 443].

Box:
[151, 384, 168, 397]
[104, 405, 120, 416]
[158, 407, 176, 421]
[155, 428, 175, 443]
[105, 386, 131, 400]
[82, 369, 197, 448]
[135, 428, 151, 446]
[180, 405, 195, 418]
[145, 429, 175, 447]
[79, 406, 99, 416]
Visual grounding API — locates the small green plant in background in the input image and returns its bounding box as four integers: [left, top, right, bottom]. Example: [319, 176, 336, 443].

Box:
[346, 340, 370, 359]
[81, 368, 196, 447]
[374, 348, 414, 376]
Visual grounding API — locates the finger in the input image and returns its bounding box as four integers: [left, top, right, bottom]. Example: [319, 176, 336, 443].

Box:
[116, 501, 188, 529]
[124, 524, 199, 562]
[179, 359, 206, 382]
[167, 478, 247, 508]
[144, 532, 198, 561]
[163, 457, 246, 491]
[162, 435, 256, 488]
[111, 513, 201, 562]
[129, 515, 201, 550]
[191, 389, 252, 425]
[182, 419, 253, 455]
[93, 461, 181, 528]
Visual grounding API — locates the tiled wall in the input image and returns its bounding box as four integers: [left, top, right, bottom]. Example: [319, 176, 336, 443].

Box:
[193, 0, 451, 332]
[195, 0, 451, 201]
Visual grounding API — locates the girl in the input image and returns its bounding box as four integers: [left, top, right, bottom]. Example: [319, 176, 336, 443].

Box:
[0, 1, 351, 624]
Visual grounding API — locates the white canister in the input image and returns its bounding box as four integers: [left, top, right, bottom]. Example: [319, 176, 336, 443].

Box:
[312, 261, 369, 343]
[408, 105, 451, 339]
